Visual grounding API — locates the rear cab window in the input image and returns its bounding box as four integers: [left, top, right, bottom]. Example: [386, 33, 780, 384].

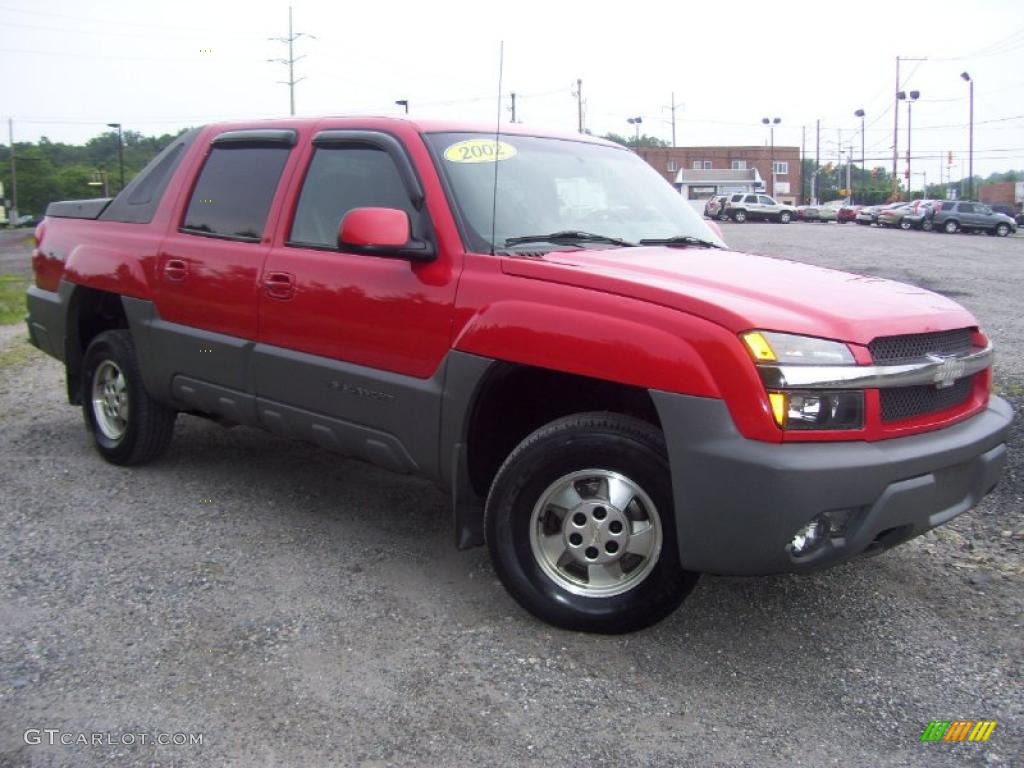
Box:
[181, 129, 296, 242]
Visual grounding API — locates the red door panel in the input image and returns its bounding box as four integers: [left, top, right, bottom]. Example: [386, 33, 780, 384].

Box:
[257, 246, 457, 378]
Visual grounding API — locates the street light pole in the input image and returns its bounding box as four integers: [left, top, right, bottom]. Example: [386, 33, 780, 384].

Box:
[762, 117, 780, 197]
[7, 118, 17, 226]
[903, 91, 919, 198]
[627, 117, 643, 150]
[106, 122, 124, 192]
[961, 72, 974, 198]
[854, 109, 865, 204]
[395, 100, 409, 114]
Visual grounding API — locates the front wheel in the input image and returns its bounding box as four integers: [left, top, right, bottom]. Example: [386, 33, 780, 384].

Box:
[732, 210, 747, 223]
[779, 211, 792, 224]
[82, 330, 177, 465]
[922, 219, 934, 232]
[995, 223, 1010, 237]
[900, 219, 912, 230]
[485, 413, 698, 633]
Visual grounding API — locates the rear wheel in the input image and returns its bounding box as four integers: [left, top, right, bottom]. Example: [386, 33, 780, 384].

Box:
[779, 211, 792, 224]
[899, 219, 912, 230]
[994, 223, 1010, 237]
[944, 220, 960, 234]
[485, 412, 698, 633]
[82, 330, 177, 465]
[922, 219, 934, 232]
[732, 210, 747, 223]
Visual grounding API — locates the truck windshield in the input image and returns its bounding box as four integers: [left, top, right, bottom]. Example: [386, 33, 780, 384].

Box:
[426, 132, 724, 253]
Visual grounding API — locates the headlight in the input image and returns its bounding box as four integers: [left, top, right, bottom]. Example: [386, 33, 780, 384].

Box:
[768, 391, 864, 430]
[744, 331, 863, 431]
[742, 331, 855, 365]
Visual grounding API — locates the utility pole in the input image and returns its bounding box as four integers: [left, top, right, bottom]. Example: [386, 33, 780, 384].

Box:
[510, 92, 516, 123]
[847, 146, 853, 203]
[7, 119, 17, 225]
[813, 119, 820, 204]
[577, 78, 585, 134]
[835, 127, 842, 199]
[801, 125, 806, 204]
[268, 6, 314, 116]
[667, 91, 681, 146]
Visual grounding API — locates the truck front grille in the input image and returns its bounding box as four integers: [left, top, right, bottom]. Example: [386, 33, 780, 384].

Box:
[869, 328, 973, 365]
[880, 375, 974, 422]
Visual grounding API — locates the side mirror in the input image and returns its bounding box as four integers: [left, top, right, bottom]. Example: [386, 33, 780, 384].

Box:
[339, 207, 410, 250]
[338, 207, 435, 262]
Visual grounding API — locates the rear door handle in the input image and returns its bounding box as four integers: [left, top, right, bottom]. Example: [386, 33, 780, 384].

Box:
[264, 271, 296, 300]
[164, 258, 188, 281]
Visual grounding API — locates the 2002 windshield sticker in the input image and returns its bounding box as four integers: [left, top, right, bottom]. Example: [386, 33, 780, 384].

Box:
[444, 139, 517, 164]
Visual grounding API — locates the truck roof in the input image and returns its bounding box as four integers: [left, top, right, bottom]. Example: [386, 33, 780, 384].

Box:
[197, 115, 621, 148]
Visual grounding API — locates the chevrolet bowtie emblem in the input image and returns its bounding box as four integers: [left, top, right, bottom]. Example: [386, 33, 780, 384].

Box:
[928, 354, 966, 389]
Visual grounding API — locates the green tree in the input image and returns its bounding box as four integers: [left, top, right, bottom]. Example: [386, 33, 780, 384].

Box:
[602, 132, 669, 149]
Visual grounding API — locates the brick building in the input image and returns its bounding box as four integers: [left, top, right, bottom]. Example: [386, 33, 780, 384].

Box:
[979, 181, 1023, 213]
[637, 145, 802, 206]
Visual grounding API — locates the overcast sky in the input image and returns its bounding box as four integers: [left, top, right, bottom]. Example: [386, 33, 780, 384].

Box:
[2, 0, 1022, 186]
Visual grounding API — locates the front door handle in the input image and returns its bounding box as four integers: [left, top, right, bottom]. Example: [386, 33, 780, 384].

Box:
[264, 271, 296, 300]
[164, 258, 188, 281]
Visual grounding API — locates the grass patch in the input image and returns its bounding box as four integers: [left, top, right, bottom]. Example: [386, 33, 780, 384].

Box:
[0, 335, 35, 369]
[0, 274, 29, 326]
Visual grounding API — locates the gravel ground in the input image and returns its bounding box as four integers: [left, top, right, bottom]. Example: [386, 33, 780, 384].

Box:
[0, 223, 1021, 767]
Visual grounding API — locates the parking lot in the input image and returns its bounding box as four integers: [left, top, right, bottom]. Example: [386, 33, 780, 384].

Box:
[0, 223, 1021, 767]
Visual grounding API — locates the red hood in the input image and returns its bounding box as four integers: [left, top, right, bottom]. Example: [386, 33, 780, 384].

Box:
[501, 246, 977, 345]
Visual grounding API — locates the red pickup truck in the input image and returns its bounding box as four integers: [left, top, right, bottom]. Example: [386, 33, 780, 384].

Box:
[26, 117, 1012, 633]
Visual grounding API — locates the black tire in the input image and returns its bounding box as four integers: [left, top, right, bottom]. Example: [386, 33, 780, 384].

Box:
[922, 219, 934, 232]
[779, 211, 792, 224]
[485, 412, 698, 634]
[994, 223, 1010, 237]
[899, 219, 912, 230]
[81, 330, 177, 465]
[943, 219, 960, 234]
[732, 209, 747, 223]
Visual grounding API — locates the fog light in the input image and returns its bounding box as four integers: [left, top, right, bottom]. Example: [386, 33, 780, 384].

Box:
[788, 520, 827, 557]
[820, 508, 856, 538]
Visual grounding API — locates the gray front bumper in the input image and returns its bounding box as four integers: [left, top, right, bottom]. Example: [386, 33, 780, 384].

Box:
[651, 392, 1013, 576]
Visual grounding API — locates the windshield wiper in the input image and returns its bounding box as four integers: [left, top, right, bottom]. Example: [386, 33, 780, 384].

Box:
[638, 235, 723, 249]
[505, 231, 637, 247]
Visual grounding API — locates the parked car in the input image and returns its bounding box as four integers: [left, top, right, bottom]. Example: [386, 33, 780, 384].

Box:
[801, 200, 843, 223]
[989, 204, 1023, 225]
[931, 201, 1017, 236]
[16, 213, 41, 228]
[877, 204, 913, 229]
[837, 205, 862, 224]
[856, 202, 904, 226]
[703, 195, 730, 221]
[723, 192, 795, 223]
[25, 117, 1013, 633]
[855, 205, 882, 224]
[901, 202, 936, 231]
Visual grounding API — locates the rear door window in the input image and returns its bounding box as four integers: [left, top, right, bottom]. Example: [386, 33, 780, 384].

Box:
[957, 203, 975, 213]
[744, 194, 758, 204]
[182, 146, 292, 241]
